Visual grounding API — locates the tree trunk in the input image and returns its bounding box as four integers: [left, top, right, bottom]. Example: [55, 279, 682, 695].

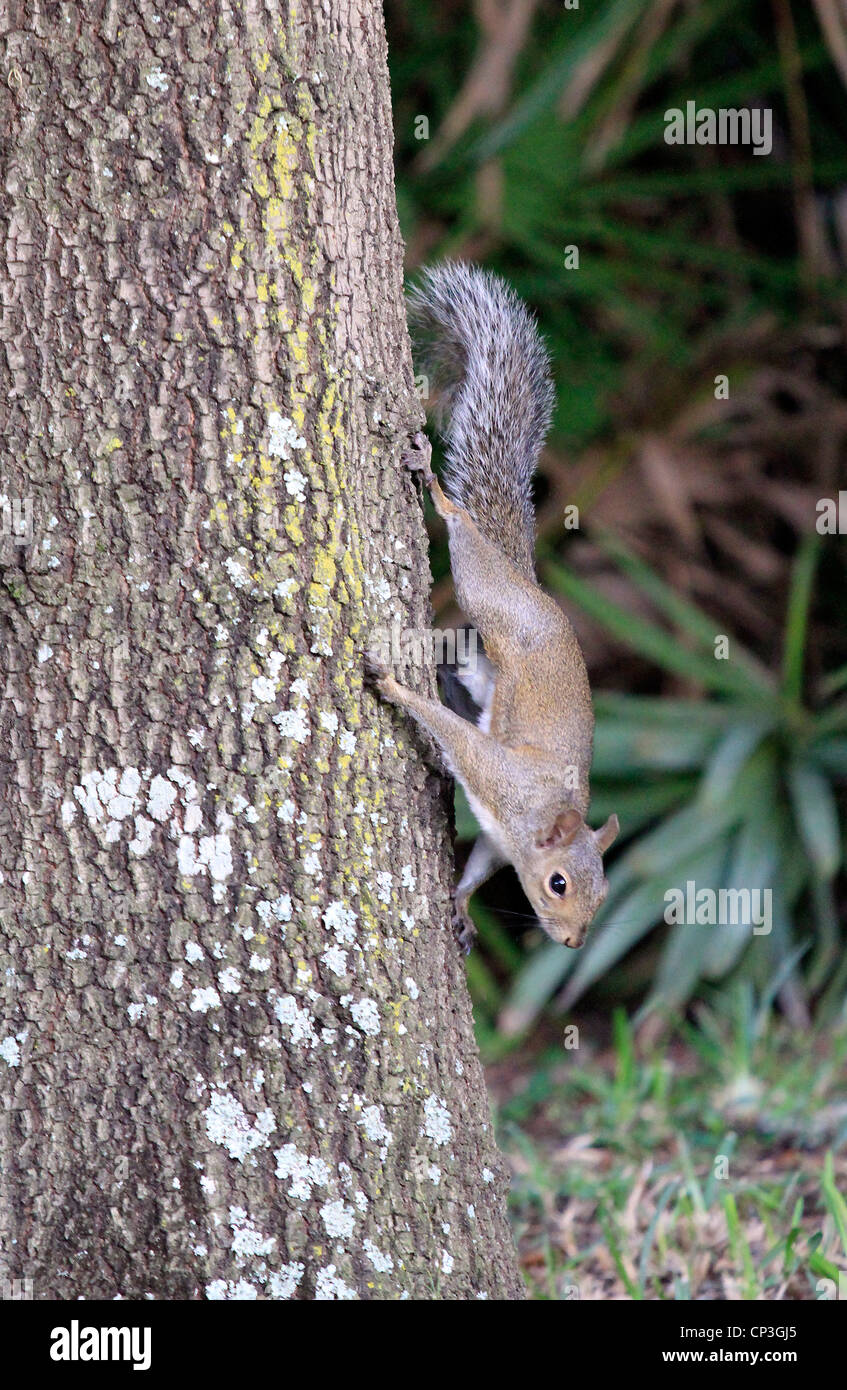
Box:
[0, 0, 522, 1300]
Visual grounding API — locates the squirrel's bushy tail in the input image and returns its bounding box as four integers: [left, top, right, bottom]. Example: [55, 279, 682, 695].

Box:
[407, 262, 554, 580]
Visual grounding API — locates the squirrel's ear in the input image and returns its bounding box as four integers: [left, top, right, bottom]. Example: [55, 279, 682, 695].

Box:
[594, 813, 620, 854]
[536, 807, 582, 849]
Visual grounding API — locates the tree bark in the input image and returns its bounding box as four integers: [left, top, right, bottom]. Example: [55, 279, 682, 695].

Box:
[0, 0, 522, 1300]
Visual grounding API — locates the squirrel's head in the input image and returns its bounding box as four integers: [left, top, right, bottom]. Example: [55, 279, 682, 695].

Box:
[520, 808, 619, 948]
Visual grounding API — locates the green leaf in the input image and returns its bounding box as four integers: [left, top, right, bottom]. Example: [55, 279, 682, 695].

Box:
[822, 1153, 847, 1258]
[807, 737, 847, 778]
[557, 876, 668, 1011]
[497, 938, 581, 1038]
[698, 724, 773, 809]
[469, 0, 651, 164]
[588, 775, 695, 833]
[544, 559, 768, 697]
[641, 843, 728, 1013]
[787, 761, 841, 879]
[819, 663, 847, 700]
[628, 800, 738, 878]
[590, 533, 774, 691]
[592, 719, 718, 776]
[701, 809, 779, 979]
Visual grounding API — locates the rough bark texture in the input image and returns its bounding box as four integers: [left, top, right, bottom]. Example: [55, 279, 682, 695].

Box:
[0, 0, 523, 1300]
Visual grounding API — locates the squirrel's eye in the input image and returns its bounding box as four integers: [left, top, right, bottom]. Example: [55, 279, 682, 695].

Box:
[549, 872, 568, 897]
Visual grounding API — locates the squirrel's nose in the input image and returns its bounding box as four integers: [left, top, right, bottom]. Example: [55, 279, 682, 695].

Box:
[562, 930, 585, 949]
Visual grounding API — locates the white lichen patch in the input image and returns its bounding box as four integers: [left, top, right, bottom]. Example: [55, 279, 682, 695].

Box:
[178, 832, 233, 883]
[129, 816, 154, 857]
[256, 894, 291, 931]
[251, 675, 276, 703]
[266, 1264, 304, 1300]
[274, 1144, 330, 1200]
[314, 1264, 356, 1300]
[349, 997, 380, 1037]
[320, 1199, 356, 1240]
[206, 1279, 258, 1301]
[272, 707, 309, 742]
[0, 1032, 24, 1067]
[145, 67, 170, 92]
[74, 767, 140, 831]
[283, 469, 307, 501]
[363, 1239, 394, 1274]
[190, 987, 222, 1014]
[321, 945, 347, 976]
[302, 851, 322, 879]
[357, 1103, 393, 1149]
[323, 901, 357, 944]
[274, 995, 318, 1048]
[72, 764, 240, 906]
[229, 1206, 276, 1263]
[267, 411, 305, 460]
[204, 1089, 275, 1163]
[147, 774, 178, 822]
[422, 1096, 453, 1147]
[224, 556, 250, 590]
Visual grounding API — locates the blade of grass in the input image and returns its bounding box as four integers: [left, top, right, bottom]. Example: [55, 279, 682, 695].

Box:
[821, 1152, 847, 1259]
[781, 532, 822, 706]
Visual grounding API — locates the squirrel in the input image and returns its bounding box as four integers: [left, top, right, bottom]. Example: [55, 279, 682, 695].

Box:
[367, 262, 619, 952]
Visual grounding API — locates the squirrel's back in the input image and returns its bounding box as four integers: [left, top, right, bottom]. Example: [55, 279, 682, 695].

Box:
[407, 263, 554, 580]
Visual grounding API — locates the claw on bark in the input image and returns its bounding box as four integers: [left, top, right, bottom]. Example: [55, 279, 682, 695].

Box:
[452, 904, 476, 955]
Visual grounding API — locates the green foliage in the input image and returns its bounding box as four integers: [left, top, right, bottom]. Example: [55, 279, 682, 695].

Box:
[391, 0, 847, 451]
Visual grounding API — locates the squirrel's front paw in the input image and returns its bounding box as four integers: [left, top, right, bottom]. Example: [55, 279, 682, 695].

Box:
[452, 902, 477, 956]
[402, 431, 434, 485]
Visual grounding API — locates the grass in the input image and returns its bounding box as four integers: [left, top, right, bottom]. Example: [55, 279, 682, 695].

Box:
[487, 998, 847, 1299]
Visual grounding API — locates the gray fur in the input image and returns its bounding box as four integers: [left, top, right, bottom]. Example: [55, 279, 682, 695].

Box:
[407, 262, 554, 580]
